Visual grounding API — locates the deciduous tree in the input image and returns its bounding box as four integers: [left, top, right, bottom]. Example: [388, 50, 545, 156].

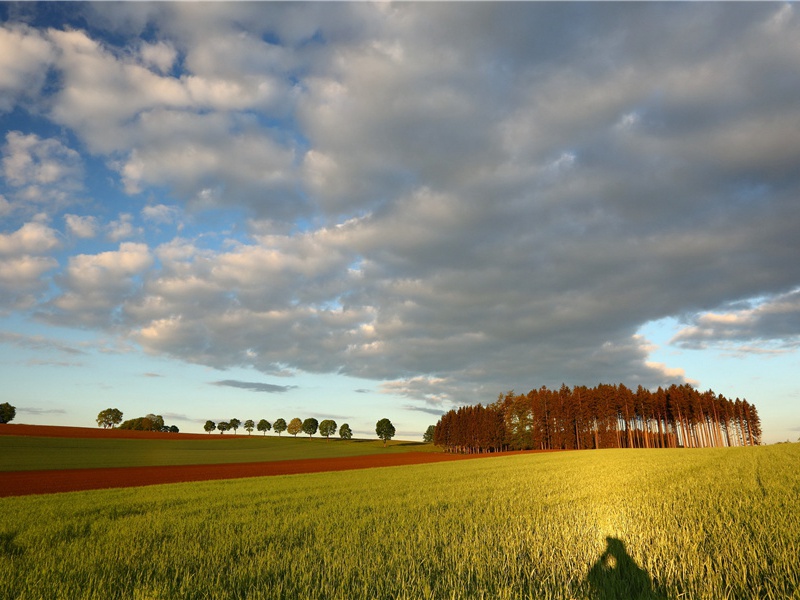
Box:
[273, 418, 287, 436]
[376, 418, 396, 447]
[218, 421, 230, 434]
[423, 425, 435, 443]
[339, 423, 353, 440]
[319, 419, 337, 440]
[229, 418, 241, 435]
[96, 408, 123, 429]
[0, 402, 15, 424]
[302, 417, 319, 437]
[257, 419, 271, 435]
[204, 420, 216, 434]
[287, 418, 303, 437]
[244, 419, 255, 435]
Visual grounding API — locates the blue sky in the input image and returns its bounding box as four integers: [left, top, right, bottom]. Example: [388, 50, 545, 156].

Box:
[1, 2, 799, 442]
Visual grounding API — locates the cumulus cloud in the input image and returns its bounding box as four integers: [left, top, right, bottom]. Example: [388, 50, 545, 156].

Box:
[0, 24, 54, 112]
[4, 3, 800, 409]
[1, 132, 84, 212]
[673, 290, 800, 352]
[0, 222, 60, 309]
[64, 214, 99, 239]
[45, 242, 153, 327]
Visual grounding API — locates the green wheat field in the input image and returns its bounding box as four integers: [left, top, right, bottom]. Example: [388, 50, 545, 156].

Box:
[1, 443, 799, 599]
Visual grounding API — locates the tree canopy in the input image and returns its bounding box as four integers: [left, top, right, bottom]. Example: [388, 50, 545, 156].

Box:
[302, 418, 319, 437]
[257, 419, 271, 435]
[434, 383, 762, 453]
[96, 408, 123, 429]
[0, 402, 15, 424]
[319, 419, 337, 440]
[287, 418, 303, 437]
[376, 418, 396, 446]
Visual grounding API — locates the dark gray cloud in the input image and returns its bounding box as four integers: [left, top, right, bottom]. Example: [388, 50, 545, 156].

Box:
[211, 380, 297, 394]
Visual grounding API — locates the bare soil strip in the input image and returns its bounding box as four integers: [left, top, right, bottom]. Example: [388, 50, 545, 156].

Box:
[0, 423, 221, 440]
[0, 452, 525, 497]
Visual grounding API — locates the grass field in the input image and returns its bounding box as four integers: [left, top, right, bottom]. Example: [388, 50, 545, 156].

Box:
[1, 444, 799, 599]
[0, 434, 435, 472]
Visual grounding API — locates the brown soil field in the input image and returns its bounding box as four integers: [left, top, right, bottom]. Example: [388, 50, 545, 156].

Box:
[0, 423, 221, 440]
[0, 424, 538, 497]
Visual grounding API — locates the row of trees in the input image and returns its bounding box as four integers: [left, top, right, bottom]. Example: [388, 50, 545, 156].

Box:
[203, 417, 398, 445]
[204, 417, 351, 440]
[434, 383, 762, 453]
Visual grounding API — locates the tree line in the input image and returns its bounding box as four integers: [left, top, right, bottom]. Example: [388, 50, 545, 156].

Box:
[204, 417, 398, 445]
[434, 383, 762, 453]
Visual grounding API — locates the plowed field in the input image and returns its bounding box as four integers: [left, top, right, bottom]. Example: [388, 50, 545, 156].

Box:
[0, 424, 532, 497]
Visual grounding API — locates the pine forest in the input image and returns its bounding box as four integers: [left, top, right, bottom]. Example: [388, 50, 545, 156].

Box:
[434, 383, 761, 453]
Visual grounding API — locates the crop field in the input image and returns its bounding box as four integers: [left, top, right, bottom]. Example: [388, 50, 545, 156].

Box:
[1, 443, 799, 600]
[0, 432, 435, 472]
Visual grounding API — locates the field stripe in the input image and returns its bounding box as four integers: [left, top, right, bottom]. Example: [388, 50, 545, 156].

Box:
[0, 450, 541, 497]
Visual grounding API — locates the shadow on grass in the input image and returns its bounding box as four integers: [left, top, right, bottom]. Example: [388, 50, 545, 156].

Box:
[585, 537, 666, 600]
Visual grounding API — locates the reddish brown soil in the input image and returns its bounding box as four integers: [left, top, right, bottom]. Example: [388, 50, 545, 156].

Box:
[0, 423, 220, 440]
[0, 424, 537, 497]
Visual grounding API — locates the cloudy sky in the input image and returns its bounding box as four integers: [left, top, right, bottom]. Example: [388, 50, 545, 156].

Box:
[1, 2, 799, 442]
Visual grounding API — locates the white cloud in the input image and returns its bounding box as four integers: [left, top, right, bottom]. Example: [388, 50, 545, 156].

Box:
[107, 214, 142, 242]
[673, 290, 800, 352]
[142, 204, 181, 227]
[1, 132, 84, 211]
[139, 40, 177, 74]
[0, 24, 54, 112]
[0, 222, 60, 255]
[64, 214, 99, 239]
[46, 242, 153, 327]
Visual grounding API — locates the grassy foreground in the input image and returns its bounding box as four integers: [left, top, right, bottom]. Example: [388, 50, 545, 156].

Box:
[1, 444, 799, 600]
[0, 435, 435, 472]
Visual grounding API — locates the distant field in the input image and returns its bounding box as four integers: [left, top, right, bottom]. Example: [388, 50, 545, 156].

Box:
[1, 444, 798, 599]
[0, 430, 436, 472]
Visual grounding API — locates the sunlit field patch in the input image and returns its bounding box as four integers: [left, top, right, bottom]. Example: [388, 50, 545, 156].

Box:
[1, 444, 798, 599]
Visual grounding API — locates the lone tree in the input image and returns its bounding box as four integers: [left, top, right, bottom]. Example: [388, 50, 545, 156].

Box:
[257, 419, 271, 435]
[0, 402, 15, 424]
[273, 418, 287, 436]
[302, 417, 319, 437]
[287, 417, 303, 437]
[339, 423, 353, 440]
[229, 418, 241, 435]
[423, 425, 435, 443]
[376, 418, 396, 447]
[218, 421, 230, 434]
[96, 408, 123, 429]
[319, 419, 337, 441]
[244, 419, 255, 435]
[204, 420, 216, 434]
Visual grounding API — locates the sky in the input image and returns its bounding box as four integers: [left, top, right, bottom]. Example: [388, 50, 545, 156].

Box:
[1, 2, 799, 443]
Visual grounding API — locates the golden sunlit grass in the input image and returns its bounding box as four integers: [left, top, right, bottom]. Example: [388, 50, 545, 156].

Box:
[1, 444, 798, 599]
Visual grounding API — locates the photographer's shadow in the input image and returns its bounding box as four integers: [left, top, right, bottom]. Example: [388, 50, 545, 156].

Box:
[585, 537, 667, 600]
